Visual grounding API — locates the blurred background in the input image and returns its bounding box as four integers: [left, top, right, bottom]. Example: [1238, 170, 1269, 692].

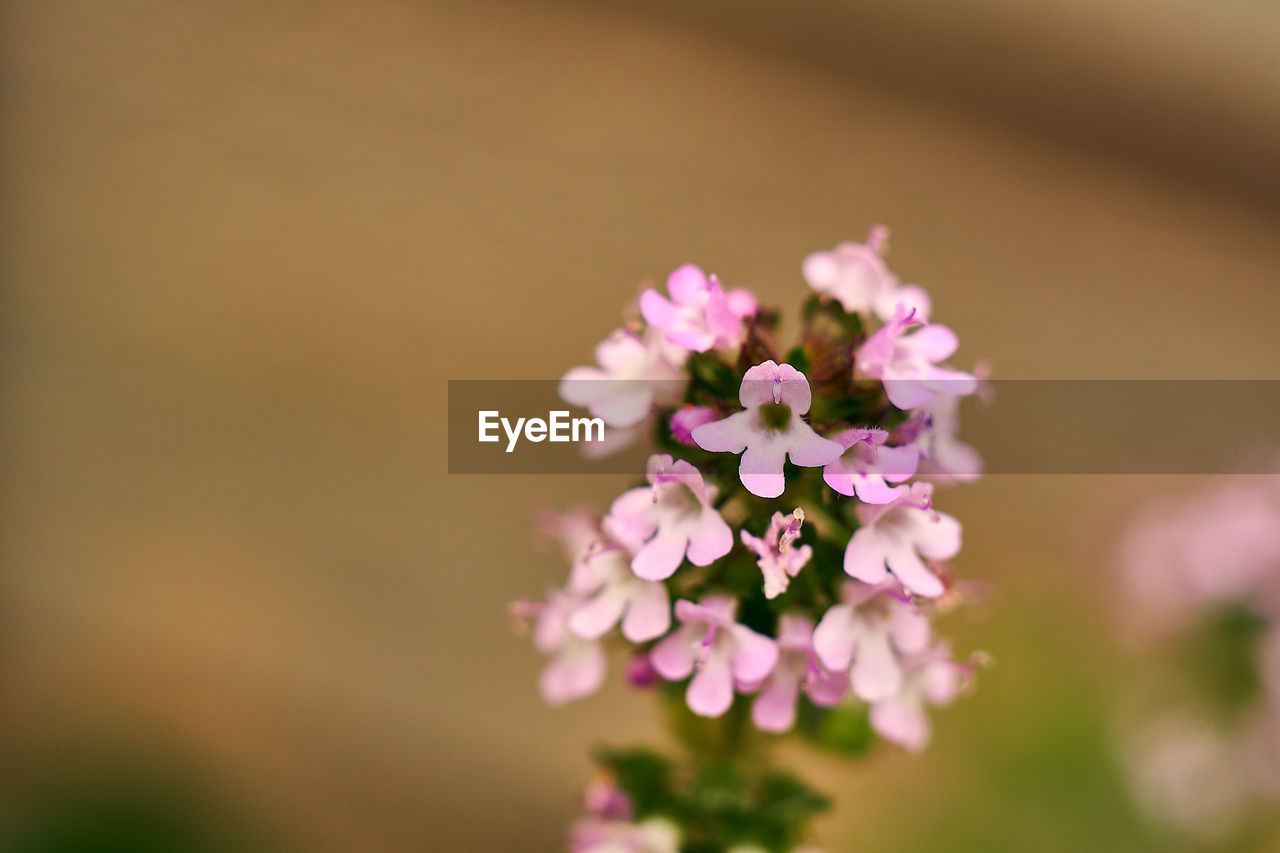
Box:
[2, 0, 1279, 850]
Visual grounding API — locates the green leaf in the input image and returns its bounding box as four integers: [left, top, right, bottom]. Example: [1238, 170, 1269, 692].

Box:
[593, 747, 673, 817]
[799, 702, 875, 756]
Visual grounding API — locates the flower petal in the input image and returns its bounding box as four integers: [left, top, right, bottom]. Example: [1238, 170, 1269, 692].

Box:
[915, 511, 962, 561]
[650, 627, 699, 680]
[752, 669, 802, 733]
[639, 289, 680, 331]
[685, 509, 733, 567]
[728, 625, 779, 685]
[884, 542, 945, 598]
[666, 263, 708, 303]
[851, 629, 902, 702]
[692, 410, 753, 454]
[870, 695, 930, 751]
[621, 581, 671, 643]
[786, 422, 844, 468]
[844, 530, 890, 585]
[812, 604, 857, 671]
[568, 584, 628, 639]
[687, 649, 735, 717]
[740, 440, 788, 498]
[631, 526, 689, 581]
[540, 642, 605, 706]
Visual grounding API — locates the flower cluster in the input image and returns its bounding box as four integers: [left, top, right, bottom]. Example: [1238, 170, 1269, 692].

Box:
[517, 229, 987, 851]
[1116, 475, 1280, 838]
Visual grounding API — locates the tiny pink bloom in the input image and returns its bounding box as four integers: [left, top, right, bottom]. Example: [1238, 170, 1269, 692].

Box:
[752, 613, 849, 733]
[856, 304, 976, 410]
[570, 817, 681, 853]
[626, 650, 662, 689]
[869, 645, 971, 751]
[568, 543, 672, 643]
[691, 361, 844, 498]
[514, 589, 607, 706]
[812, 581, 930, 702]
[801, 226, 931, 322]
[669, 405, 719, 447]
[583, 777, 633, 822]
[822, 427, 920, 504]
[911, 392, 984, 484]
[650, 596, 779, 718]
[740, 509, 812, 599]
[640, 264, 758, 353]
[843, 483, 961, 598]
[560, 326, 688, 427]
[605, 455, 734, 581]
[536, 506, 607, 594]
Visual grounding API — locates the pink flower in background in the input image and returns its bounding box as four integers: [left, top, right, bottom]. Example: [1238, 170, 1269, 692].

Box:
[802, 227, 932, 322]
[669, 405, 719, 447]
[813, 581, 930, 702]
[651, 596, 779, 717]
[560, 326, 688, 427]
[605, 455, 734, 581]
[869, 646, 969, 751]
[692, 361, 843, 498]
[1121, 479, 1280, 636]
[568, 544, 672, 643]
[570, 817, 681, 853]
[640, 264, 758, 353]
[740, 509, 812, 599]
[856, 305, 975, 410]
[843, 482, 960, 598]
[752, 613, 848, 733]
[822, 427, 919, 504]
[513, 590, 606, 706]
[583, 777, 633, 822]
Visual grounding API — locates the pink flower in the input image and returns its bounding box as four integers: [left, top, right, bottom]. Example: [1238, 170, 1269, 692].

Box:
[513, 590, 606, 706]
[822, 427, 919, 504]
[626, 651, 662, 688]
[1120, 480, 1280, 636]
[560, 326, 688, 427]
[740, 509, 812, 599]
[650, 596, 779, 718]
[869, 645, 970, 751]
[568, 543, 672, 643]
[583, 777, 633, 822]
[640, 264, 758, 353]
[812, 581, 930, 702]
[910, 393, 984, 484]
[691, 361, 844, 498]
[570, 817, 681, 853]
[669, 405, 719, 447]
[843, 483, 960, 598]
[801, 226, 931, 322]
[752, 613, 848, 733]
[536, 507, 607, 594]
[856, 305, 976, 410]
[605, 455, 734, 581]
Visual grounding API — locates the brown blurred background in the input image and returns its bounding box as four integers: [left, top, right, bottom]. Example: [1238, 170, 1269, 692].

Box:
[2, 1, 1278, 850]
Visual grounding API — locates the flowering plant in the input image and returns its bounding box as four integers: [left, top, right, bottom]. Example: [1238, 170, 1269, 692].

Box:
[516, 228, 987, 851]
[1117, 476, 1280, 839]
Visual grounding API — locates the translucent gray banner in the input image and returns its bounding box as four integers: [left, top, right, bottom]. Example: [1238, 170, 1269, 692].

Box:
[447, 380, 1280, 475]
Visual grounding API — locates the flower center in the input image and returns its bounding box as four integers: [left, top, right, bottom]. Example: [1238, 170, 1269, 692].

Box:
[758, 401, 792, 432]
